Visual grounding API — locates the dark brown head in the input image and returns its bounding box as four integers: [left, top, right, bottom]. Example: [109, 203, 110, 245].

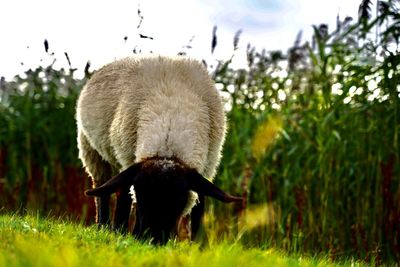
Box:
[85, 158, 243, 244]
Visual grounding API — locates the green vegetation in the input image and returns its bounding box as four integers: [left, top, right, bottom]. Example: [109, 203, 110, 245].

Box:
[0, 0, 399, 265]
[214, 1, 400, 262]
[0, 214, 367, 267]
[0, 66, 92, 219]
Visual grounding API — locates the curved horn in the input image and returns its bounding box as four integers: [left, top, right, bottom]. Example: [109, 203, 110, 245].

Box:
[85, 163, 141, 197]
[187, 170, 243, 203]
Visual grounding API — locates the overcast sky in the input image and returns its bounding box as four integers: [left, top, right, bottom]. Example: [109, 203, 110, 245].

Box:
[0, 0, 360, 80]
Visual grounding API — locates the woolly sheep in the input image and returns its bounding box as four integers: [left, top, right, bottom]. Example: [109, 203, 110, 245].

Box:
[76, 55, 242, 244]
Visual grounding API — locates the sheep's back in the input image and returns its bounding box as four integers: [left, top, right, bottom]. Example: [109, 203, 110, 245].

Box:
[77, 56, 225, 178]
[77, 58, 143, 167]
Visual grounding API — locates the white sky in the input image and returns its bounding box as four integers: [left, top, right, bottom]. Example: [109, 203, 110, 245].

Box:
[0, 0, 359, 80]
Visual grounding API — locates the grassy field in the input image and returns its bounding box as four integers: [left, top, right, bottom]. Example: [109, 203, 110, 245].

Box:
[0, 1, 399, 264]
[0, 214, 370, 267]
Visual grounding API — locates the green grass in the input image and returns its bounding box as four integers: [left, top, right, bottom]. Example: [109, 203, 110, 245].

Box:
[0, 1, 399, 263]
[0, 214, 369, 267]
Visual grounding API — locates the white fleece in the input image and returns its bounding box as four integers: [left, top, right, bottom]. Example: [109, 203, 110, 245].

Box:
[76, 55, 226, 215]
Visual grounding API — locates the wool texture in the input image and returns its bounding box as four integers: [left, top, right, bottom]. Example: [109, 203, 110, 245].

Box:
[76, 55, 226, 215]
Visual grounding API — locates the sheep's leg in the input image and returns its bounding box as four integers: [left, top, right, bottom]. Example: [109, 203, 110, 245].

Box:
[113, 189, 132, 233]
[96, 196, 111, 226]
[177, 215, 191, 241]
[78, 131, 113, 227]
[132, 208, 142, 238]
[190, 194, 205, 239]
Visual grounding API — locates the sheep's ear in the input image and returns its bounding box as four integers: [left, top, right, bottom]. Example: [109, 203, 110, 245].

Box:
[85, 163, 141, 197]
[187, 170, 243, 203]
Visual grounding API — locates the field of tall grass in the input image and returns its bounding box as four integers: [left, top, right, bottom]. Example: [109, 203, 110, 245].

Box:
[0, 0, 399, 265]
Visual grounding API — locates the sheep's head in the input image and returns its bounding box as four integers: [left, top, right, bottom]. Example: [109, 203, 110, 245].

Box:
[85, 157, 242, 244]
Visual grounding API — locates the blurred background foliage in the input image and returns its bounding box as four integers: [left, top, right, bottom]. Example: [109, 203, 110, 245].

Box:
[0, 0, 399, 264]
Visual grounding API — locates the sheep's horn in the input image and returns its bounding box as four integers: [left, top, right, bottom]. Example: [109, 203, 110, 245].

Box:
[188, 170, 243, 203]
[85, 163, 141, 197]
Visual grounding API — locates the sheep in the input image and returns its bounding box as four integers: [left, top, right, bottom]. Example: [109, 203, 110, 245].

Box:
[76, 55, 243, 244]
